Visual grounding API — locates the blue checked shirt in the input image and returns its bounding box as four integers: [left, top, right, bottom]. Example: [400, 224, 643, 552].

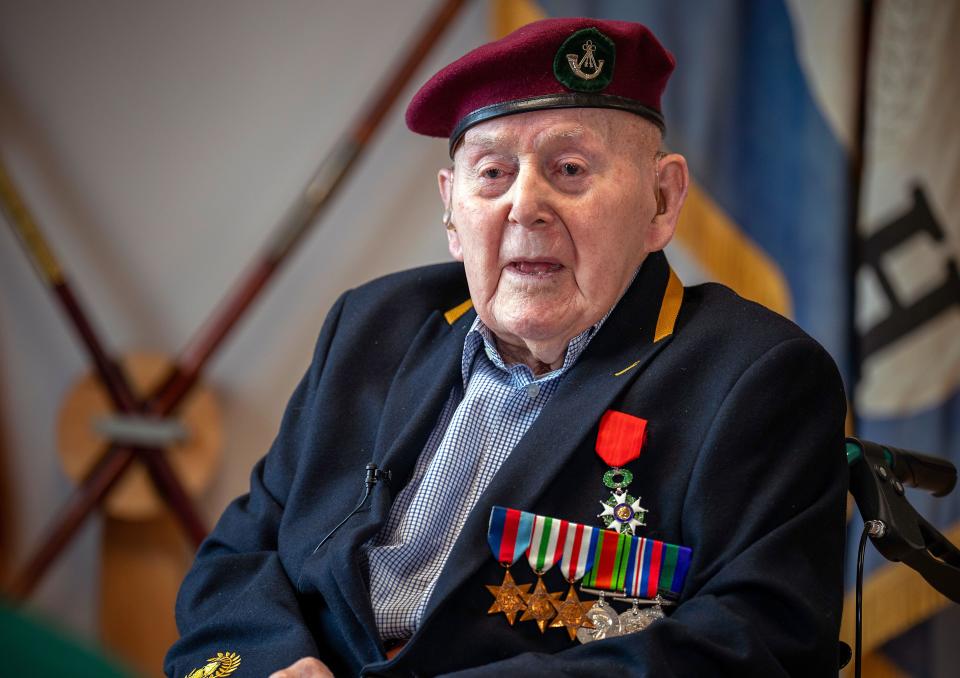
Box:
[364, 312, 609, 641]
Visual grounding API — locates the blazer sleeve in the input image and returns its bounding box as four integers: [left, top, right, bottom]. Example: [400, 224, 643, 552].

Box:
[437, 337, 848, 678]
[164, 292, 347, 678]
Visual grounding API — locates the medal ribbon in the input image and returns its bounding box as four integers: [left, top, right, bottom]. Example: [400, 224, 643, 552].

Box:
[526, 514, 568, 574]
[595, 410, 648, 467]
[559, 521, 597, 582]
[661, 542, 693, 597]
[582, 529, 632, 590]
[623, 537, 693, 599]
[488, 506, 535, 565]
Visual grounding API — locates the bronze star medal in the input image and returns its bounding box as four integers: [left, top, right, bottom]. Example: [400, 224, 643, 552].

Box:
[486, 569, 530, 625]
[486, 508, 536, 625]
[519, 577, 562, 633]
[549, 584, 595, 640]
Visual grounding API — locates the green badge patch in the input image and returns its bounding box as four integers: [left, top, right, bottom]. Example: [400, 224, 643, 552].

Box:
[553, 27, 616, 92]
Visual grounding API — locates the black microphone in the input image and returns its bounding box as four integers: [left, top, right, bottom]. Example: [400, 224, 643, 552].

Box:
[883, 444, 957, 497]
[365, 462, 392, 489]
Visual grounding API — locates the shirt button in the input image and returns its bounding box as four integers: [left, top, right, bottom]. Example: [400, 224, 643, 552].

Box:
[525, 382, 541, 398]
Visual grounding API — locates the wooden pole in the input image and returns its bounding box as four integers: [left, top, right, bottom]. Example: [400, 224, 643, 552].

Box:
[6, 447, 135, 600]
[0, 165, 207, 597]
[0, 162, 138, 413]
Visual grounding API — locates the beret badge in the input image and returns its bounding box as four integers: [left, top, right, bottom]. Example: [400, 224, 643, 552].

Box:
[554, 27, 616, 92]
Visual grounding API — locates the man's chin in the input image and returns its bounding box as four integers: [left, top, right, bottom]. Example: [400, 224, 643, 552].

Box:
[491, 315, 579, 348]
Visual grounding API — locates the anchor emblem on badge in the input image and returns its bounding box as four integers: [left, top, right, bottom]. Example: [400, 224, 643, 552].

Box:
[566, 39, 605, 80]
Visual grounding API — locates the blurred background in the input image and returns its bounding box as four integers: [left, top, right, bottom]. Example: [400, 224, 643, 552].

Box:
[0, 1, 957, 676]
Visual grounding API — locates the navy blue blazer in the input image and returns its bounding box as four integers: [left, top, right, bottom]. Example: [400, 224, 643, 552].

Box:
[165, 252, 848, 677]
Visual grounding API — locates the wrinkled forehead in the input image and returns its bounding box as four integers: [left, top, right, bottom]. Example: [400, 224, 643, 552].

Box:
[454, 107, 655, 160]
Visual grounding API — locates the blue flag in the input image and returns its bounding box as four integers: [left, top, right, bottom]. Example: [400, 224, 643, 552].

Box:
[496, 0, 960, 672]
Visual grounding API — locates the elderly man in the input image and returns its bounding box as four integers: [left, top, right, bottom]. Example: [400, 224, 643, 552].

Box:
[166, 18, 846, 678]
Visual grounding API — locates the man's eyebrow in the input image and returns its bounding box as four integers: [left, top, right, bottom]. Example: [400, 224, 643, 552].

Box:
[462, 131, 511, 150]
[530, 126, 590, 150]
[460, 125, 589, 154]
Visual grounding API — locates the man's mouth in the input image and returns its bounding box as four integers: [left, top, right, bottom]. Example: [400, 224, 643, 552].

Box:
[508, 260, 563, 276]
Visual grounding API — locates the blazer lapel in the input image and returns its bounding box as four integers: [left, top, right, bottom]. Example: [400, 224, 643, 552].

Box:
[373, 305, 475, 487]
[318, 302, 476, 660]
[418, 252, 683, 625]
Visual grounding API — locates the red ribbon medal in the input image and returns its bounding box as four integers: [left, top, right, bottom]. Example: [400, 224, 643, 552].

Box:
[595, 410, 647, 466]
[595, 410, 649, 535]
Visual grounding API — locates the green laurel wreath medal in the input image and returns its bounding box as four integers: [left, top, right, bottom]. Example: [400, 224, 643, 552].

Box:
[594, 410, 649, 534]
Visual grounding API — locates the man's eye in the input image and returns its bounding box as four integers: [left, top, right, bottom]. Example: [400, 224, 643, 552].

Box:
[561, 162, 583, 176]
[481, 167, 504, 180]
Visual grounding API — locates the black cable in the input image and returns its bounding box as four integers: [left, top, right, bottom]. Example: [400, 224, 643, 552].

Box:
[297, 462, 390, 591]
[855, 524, 869, 678]
[855, 520, 885, 678]
[311, 486, 373, 557]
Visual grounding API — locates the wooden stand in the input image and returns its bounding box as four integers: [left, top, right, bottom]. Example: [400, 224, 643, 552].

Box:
[101, 512, 192, 678]
[57, 353, 221, 672]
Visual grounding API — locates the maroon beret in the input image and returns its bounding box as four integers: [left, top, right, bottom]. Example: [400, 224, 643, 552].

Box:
[406, 17, 676, 156]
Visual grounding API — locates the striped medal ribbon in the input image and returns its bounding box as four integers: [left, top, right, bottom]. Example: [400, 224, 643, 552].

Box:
[487, 506, 534, 566]
[582, 529, 633, 591]
[520, 515, 569, 633]
[485, 507, 535, 625]
[623, 537, 693, 600]
[558, 521, 597, 582]
[526, 514, 568, 574]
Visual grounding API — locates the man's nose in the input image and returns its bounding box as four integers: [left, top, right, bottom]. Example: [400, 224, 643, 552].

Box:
[506, 165, 552, 228]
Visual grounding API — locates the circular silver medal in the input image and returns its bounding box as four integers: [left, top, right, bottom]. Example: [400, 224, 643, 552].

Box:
[619, 600, 665, 634]
[576, 595, 622, 644]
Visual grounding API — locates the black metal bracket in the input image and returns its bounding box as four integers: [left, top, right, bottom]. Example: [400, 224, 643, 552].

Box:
[847, 437, 960, 603]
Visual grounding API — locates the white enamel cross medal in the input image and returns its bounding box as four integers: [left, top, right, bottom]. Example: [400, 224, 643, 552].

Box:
[594, 410, 650, 534]
[598, 467, 648, 534]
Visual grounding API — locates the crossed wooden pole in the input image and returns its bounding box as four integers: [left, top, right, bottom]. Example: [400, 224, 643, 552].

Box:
[1, 0, 466, 602]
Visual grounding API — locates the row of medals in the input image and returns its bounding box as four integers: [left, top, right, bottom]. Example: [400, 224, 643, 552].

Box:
[487, 572, 667, 643]
[487, 466, 665, 644]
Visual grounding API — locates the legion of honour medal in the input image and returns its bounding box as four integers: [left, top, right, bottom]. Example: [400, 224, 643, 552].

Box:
[595, 410, 649, 534]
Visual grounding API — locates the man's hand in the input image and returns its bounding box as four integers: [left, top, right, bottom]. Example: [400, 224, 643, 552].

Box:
[269, 657, 335, 678]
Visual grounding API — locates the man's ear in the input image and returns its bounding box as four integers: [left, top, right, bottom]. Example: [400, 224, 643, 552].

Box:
[438, 167, 463, 261]
[646, 152, 689, 252]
